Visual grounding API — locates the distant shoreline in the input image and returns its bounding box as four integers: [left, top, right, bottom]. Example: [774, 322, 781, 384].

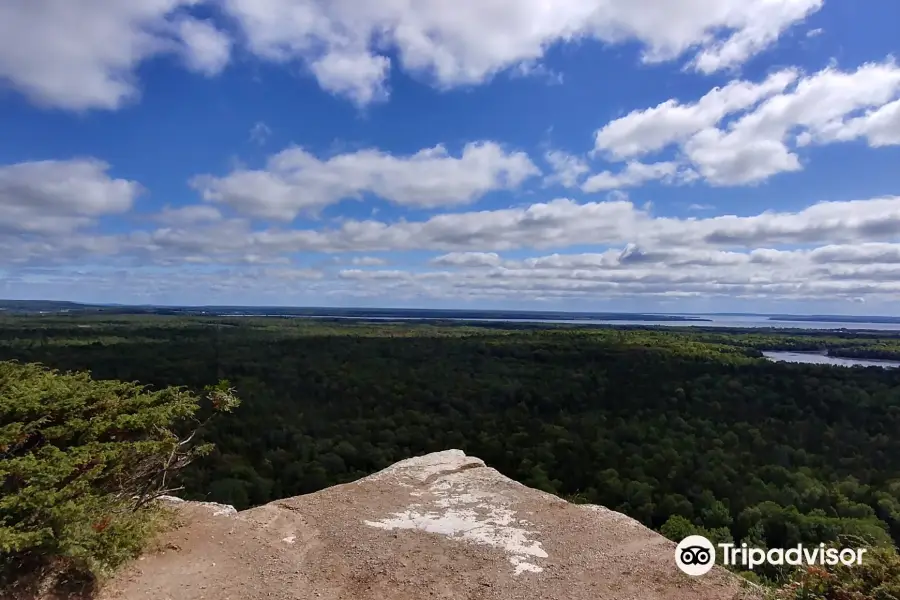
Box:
[768, 315, 900, 324]
[0, 300, 712, 323]
[4, 299, 900, 326]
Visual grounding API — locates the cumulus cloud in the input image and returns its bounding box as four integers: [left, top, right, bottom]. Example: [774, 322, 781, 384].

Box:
[351, 256, 388, 266]
[266, 194, 899, 253]
[309, 51, 391, 106]
[0, 1, 231, 110]
[11, 193, 900, 266]
[544, 151, 589, 188]
[430, 252, 503, 268]
[0, 159, 140, 235]
[689, 60, 900, 184]
[582, 161, 697, 192]
[155, 204, 224, 226]
[12, 240, 900, 305]
[593, 69, 799, 159]
[799, 98, 900, 148]
[808, 243, 900, 265]
[0, 0, 823, 110]
[543, 152, 700, 194]
[591, 59, 900, 186]
[191, 142, 539, 220]
[7, 165, 900, 304]
[290, 241, 900, 303]
[176, 16, 232, 76]
[687, 0, 822, 74]
[0, 265, 331, 307]
[222, 0, 822, 104]
[328, 234, 900, 303]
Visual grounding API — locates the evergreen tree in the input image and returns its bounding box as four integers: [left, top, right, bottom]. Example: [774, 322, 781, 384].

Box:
[0, 360, 239, 586]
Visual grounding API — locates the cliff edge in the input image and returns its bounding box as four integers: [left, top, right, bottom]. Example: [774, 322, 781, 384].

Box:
[100, 450, 759, 600]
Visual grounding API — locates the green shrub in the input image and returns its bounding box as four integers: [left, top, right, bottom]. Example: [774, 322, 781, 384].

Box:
[0, 360, 238, 587]
[660, 514, 733, 545]
[771, 546, 900, 599]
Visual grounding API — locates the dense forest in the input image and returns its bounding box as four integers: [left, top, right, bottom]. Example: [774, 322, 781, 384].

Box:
[3, 315, 900, 575]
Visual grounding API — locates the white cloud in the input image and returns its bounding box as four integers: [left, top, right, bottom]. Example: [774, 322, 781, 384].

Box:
[684, 127, 802, 185]
[0, 0, 823, 110]
[191, 142, 539, 220]
[687, 59, 900, 184]
[9, 193, 900, 305]
[800, 98, 900, 148]
[544, 151, 589, 188]
[309, 51, 391, 106]
[322, 237, 900, 303]
[0, 1, 231, 110]
[687, 0, 822, 74]
[221, 0, 821, 105]
[582, 161, 696, 192]
[808, 243, 900, 265]
[155, 204, 224, 226]
[593, 69, 799, 159]
[247, 240, 900, 304]
[688, 203, 715, 211]
[592, 59, 900, 186]
[806, 28, 824, 38]
[294, 195, 900, 253]
[17, 193, 900, 267]
[338, 269, 416, 281]
[0, 235, 124, 267]
[351, 256, 388, 266]
[260, 267, 324, 280]
[0, 159, 140, 235]
[176, 16, 232, 76]
[431, 252, 503, 267]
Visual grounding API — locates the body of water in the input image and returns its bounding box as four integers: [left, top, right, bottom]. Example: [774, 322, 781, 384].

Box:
[541, 316, 900, 330]
[285, 314, 900, 332]
[679, 315, 900, 331]
[763, 351, 900, 368]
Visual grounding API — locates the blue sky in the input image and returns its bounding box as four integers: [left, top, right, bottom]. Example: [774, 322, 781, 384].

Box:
[2, 0, 900, 313]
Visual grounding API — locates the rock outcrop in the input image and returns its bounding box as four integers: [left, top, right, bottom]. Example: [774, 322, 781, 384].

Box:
[100, 450, 760, 600]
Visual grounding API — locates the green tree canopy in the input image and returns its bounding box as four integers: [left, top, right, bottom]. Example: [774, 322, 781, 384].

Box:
[0, 360, 239, 588]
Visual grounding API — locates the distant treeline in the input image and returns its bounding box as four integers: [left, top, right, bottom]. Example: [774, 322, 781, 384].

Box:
[0, 299, 712, 321]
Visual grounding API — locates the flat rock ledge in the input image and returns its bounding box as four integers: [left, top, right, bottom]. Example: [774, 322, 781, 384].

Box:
[100, 450, 761, 600]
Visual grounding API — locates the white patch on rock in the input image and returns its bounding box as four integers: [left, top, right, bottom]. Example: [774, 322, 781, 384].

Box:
[156, 495, 237, 517]
[510, 556, 543, 574]
[362, 449, 485, 484]
[282, 535, 296, 544]
[363, 451, 547, 575]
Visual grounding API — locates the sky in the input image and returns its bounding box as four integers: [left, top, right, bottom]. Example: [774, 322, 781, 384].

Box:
[1, 1, 900, 314]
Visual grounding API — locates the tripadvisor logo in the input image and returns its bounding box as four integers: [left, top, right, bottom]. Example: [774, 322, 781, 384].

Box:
[675, 535, 867, 576]
[676, 535, 717, 576]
